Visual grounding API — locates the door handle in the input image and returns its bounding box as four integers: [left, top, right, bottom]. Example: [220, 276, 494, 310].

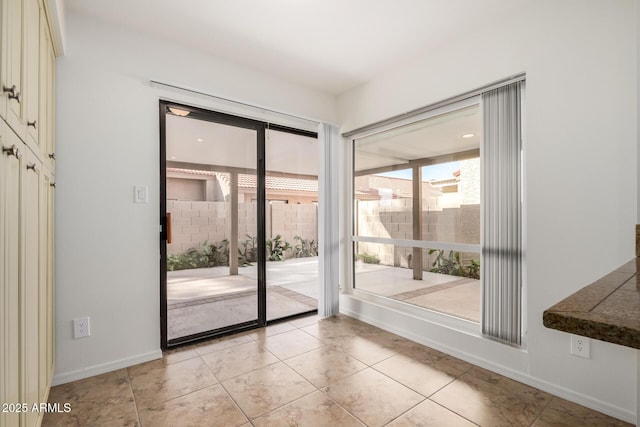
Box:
[166, 212, 172, 244]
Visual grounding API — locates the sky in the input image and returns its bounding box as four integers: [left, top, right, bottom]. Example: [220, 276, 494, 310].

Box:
[376, 162, 460, 181]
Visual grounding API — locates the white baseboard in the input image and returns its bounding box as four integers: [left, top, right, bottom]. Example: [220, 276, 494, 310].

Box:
[52, 349, 163, 386]
[340, 306, 636, 424]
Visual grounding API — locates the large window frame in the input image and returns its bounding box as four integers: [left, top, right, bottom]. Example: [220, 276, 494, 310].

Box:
[345, 78, 525, 345]
[349, 97, 482, 326]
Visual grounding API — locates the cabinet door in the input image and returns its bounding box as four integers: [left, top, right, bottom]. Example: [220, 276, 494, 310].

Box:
[0, 0, 7, 120]
[39, 12, 54, 171]
[0, 121, 23, 427]
[1, 0, 25, 139]
[21, 146, 41, 427]
[38, 171, 52, 404]
[24, 0, 39, 152]
[45, 172, 55, 386]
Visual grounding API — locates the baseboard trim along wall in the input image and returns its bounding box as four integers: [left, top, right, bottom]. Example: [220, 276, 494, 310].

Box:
[52, 350, 163, 386]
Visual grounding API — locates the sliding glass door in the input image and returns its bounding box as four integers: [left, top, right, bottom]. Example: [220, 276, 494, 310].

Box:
[160, 102, 266, 347]
[160, 102, 318, 348]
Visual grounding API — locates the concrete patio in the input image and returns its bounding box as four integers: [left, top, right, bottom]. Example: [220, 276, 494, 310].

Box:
[167, 258, 319, 340]
[167, 257, 479, 340]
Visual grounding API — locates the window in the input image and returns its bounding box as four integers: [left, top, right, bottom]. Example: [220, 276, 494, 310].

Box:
[350, 80, 524, 345]
[353, 102, 482, 322]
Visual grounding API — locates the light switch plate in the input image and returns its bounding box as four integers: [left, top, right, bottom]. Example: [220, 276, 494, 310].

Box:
[134, 185, 148, 204]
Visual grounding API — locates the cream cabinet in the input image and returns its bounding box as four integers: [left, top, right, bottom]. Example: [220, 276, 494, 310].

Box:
[38, 4, 54, 171]
[0, 0, 56, 426]
[0, 120, 22, 427]
[1, 0, 47, 150]
[24, 0, 40, 152]
[22, 143, 42, 427]
[1, 0, 26, 139]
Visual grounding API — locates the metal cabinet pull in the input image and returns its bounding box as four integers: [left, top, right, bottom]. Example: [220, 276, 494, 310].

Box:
[2, 144, 21, 159]
[27, 120, 37, 129]
[26, 162, 38, 173]
[50, 182, 56, 188]
[2, 85, 15, 96]
[48, 153, 56, 160]
[2, 85, 21, 103]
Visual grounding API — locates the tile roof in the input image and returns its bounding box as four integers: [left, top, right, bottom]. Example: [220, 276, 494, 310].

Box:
[167, 168, 318, 193]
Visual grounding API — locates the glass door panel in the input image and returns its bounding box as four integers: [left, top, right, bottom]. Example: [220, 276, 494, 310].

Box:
[265, 129, 319, 321]
[164, 107, 260, 343]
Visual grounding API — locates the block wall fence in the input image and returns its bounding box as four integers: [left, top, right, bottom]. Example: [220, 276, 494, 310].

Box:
[167, 201, 318, 255]
[167, 199, 480, 269]
[355, 199, 480, 268]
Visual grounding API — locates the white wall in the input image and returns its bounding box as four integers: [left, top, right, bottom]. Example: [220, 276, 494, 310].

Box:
[54, 11, 337, 384]
[339, 0, 638, 422]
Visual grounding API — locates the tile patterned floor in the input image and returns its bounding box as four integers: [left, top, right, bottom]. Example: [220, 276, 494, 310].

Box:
[43, 315, 632, 427]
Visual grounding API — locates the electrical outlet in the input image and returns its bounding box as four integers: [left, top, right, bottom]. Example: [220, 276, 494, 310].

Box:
[570, 334, 590, 358]
[73, 317, 90, 339]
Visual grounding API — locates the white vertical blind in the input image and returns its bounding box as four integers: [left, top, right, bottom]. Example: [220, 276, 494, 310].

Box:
[481, 81, 523, 345]
[318, 123, 341, 317]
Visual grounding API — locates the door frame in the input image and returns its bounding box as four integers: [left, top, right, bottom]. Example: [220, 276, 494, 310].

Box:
[159, 100, 318, 350]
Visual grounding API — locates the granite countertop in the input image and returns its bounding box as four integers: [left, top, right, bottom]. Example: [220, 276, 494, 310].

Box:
[543, 258, 639, 349]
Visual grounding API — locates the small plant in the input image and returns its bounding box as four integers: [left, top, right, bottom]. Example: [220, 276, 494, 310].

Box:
[167, 247, 206, 271]
[466, 258, 480, 279]
[355, 252, 380, 264]
[293, 235, 318, 258]
[238, 234, 257, 266]
[266, 234, 291, 261]
[428, 249, 480, 279]
[202, 240, 229, 267]
[167, 240, 229, 271]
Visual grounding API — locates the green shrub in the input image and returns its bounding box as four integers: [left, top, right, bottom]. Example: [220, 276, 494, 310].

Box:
[167, 240, 229, 271]
[202, 239, 229, 267]
[355, 252, 380, 264]
[293, 235, 318, 258]
[266, 234, 291, 261]
[167, 247, 206, 271]
[238, 234, 257, 266]
[428, 249, 480, 279]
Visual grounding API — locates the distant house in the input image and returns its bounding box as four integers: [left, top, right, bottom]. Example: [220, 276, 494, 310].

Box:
[168, 156, 480, 211]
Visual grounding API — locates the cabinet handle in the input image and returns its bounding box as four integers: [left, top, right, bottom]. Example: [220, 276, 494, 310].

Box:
[2, 85, 21, 103]
[2, 144, 21, 159]
[50, 182, 56, 188]
[27, 120, 37, 129]
[26, 162, 38, 173]
[48, 153, 56, 160]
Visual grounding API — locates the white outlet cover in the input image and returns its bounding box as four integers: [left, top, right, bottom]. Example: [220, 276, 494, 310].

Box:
[570, 334, 591, 358]
[73, 317, 91, 339]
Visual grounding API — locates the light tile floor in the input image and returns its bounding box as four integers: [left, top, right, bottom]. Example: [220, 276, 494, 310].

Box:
[43, 315, 631, 427]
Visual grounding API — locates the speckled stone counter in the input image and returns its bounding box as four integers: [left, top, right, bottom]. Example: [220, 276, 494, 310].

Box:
[543, 258, 639, 349]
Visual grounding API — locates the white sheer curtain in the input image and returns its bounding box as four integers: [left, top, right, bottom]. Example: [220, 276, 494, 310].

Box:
[318, 123, 341, 317]
[481, 81, 523, 345]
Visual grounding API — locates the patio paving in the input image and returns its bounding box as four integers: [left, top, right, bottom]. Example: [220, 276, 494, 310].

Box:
[354, 262, 480, 322]
[167, 258, 319, 340]
[167, 257, 480, 340]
